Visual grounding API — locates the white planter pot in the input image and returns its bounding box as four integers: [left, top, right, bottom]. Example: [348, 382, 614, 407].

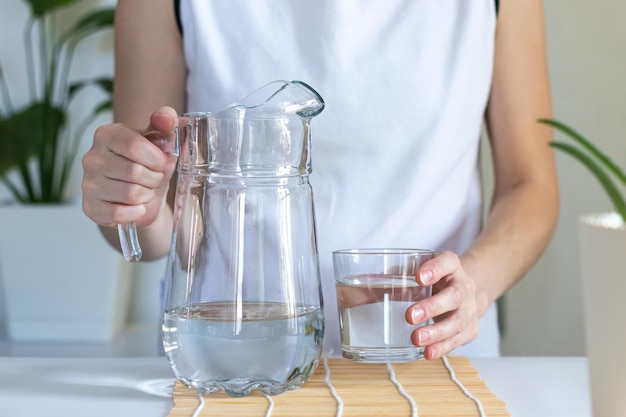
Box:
[0, 205, 132, 342]
[578, 212, 626, 417]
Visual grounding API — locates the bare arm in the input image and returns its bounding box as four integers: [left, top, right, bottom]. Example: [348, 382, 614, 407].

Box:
[82, 0, 186, 260]
[466, 0, 559, 315]
[406, 0, 559, 358]
[113, 0, 185, 128]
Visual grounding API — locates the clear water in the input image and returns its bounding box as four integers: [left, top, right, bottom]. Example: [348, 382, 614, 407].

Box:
[335, 274, 431, 362]
[162, 301, 323, 397]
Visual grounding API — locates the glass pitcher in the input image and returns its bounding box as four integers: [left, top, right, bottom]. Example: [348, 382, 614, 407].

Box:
[120, 81, 325, 397]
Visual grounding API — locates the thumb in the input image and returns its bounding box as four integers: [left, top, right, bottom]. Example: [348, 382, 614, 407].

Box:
[143, 106, 180, 155]
[146, 106, 179, 133]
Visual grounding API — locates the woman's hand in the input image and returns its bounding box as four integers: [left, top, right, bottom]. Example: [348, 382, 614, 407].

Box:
[405, 250, 480, 360]
[81, 106, 179, 230]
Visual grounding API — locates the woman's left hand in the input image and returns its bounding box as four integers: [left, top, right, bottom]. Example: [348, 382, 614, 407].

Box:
[405, 250, 480, 359]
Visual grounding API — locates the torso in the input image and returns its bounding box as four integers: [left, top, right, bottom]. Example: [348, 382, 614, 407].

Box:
[178, 0, 500, 356]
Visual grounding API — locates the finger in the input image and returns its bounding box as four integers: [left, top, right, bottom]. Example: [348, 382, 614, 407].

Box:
[406, 284, 463, 325]
[100, 151, 171, 189]
[145, 107, 180, 155]
[416, 250, 460, 286]
[102, 128, 175, 173]
[147, 106, 179, 133]
[411, 309, 470, 345]
[96, 175, 157, 206]
[82, 127, 175, 188]
[417, 319, 480, 360]
[82, 195, 147, 227]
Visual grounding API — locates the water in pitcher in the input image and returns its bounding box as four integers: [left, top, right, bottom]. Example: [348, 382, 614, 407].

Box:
[163, 301, 323, 397]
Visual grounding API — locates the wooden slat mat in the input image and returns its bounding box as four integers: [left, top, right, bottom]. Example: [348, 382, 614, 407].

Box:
[168, 356, 510, 416]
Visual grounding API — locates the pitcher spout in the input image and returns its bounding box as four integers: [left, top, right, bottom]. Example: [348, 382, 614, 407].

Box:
[231, 80, 325, 118]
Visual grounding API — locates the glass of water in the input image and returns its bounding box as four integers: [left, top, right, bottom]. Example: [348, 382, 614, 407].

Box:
[333, 248, 434, 363]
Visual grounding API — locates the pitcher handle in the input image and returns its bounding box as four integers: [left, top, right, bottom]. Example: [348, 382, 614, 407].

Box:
[118, 222, 142, 261]
[117, 128, 180, 262]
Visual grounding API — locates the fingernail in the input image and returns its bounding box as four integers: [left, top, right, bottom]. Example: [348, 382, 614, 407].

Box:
[418, 329, 431, 345]
[420, 269, 433, 285]
[411, 307, 424, 324]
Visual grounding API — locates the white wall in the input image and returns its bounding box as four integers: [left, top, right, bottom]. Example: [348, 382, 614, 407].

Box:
[0, 0, 165, 329]
[1, 1, 624, 354]
[0, 0, 115, 202]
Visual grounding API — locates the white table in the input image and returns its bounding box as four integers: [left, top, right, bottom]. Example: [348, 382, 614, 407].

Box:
[0, 356, 591, 417]
[473, 357, 591, 417]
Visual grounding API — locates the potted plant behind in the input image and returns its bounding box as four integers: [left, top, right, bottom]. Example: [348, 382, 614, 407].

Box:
[539, 118, 625, 417]
[0, 0, 132, 343]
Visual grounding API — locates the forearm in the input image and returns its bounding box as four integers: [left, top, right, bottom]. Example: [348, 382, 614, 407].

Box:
[461, 0, 559, 318]
[100, 0, 185, 261]
[461, 179, 559, 318]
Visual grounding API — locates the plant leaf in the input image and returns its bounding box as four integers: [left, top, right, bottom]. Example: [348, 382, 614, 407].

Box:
[540, 118, 626, 185]
[0, 176, 28, 203]
[550, 141, 626, 222]
[0, 63, 15, 116]
[23, 0, 80, 18]
[73, 8, 115, 31]
[67, 77, 114, 102]
[0, 102, 65, 202]
[94, 78, 113, 95]
[0, 106, 37, 176]
[93, 99, 113, 114]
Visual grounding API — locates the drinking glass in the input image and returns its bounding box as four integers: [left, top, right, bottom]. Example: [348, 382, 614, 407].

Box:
[333, 248, 434, 362]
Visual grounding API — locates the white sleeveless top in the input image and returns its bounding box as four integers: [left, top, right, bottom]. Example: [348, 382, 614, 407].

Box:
[178, 0, 500, 357]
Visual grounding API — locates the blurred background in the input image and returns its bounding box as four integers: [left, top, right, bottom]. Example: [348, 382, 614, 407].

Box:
[0, 0, 624, 357]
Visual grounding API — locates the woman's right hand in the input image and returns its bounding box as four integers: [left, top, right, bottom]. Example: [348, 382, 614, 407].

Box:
[81, 106, 179, 231]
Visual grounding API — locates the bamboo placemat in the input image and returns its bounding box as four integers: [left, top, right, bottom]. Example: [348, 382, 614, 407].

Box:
[167, 356, 509, 417]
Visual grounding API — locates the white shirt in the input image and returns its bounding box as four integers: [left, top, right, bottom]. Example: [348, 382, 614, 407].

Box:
[178, 0, 500, 357]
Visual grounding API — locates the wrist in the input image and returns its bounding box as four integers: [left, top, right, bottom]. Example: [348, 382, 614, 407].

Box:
[460, 250, 492, 318]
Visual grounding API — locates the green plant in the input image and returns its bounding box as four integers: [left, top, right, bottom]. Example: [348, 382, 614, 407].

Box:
[0, 0, 114, 203]
[539, 118, 626, 223]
